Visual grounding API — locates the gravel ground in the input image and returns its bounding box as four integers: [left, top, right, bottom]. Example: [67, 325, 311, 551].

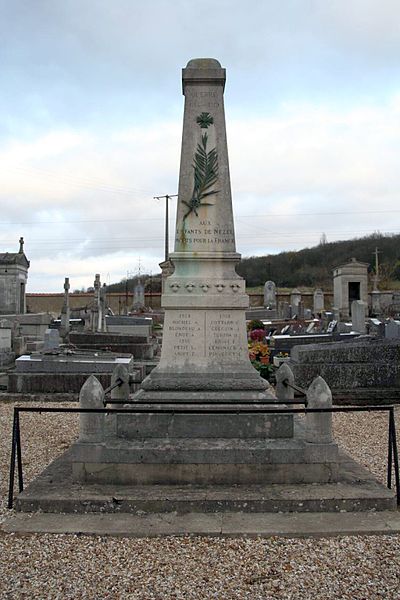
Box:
[0, 400, 399, 599]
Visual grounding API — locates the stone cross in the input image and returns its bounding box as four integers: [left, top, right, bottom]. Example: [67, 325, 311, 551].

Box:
[60, 277, 70, 338]
[19, 237, 24, 253]
[100, 283, 107, 332]
[91, 274, 101, 332]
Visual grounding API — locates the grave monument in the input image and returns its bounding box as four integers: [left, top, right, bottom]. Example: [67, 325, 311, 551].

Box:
[0, 237, 30, 315]
[69, 58, 343, 487]
[10, 59, 396, 527]
[333, 258, 369, 319]
[313, 288, 324, 313]
[264, 280, 277, 309]
[60, 277, 70, 339]
[135, 58, 273, 403]
[132, 279, 145, 311]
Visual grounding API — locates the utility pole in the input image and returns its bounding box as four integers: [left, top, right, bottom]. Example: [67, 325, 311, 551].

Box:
[373, 247, 380, 291]
[154, 194, 178, 261]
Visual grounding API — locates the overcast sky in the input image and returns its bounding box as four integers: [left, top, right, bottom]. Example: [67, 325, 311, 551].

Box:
[1, 0, 400, 292]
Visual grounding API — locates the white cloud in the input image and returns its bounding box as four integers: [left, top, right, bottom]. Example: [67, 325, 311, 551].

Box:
[1, 66, 399, 290]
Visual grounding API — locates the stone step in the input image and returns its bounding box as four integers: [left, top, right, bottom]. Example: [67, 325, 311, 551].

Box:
[14, 450, 396, 515]
[5, 510, 400, 538]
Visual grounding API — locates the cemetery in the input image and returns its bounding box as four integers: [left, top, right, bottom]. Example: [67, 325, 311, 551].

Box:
[0, 59, 398, 549]
[0, 55, 399, 598]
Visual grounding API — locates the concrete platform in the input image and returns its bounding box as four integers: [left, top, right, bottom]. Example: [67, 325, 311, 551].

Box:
[4, 510, 400, 538]
[13, 448, 396, 515]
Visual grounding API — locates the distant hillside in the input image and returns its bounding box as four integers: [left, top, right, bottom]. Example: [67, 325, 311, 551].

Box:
[101, 233, 400, 293]
[106, 273, 162, 294]
[236, 233, 400, 289]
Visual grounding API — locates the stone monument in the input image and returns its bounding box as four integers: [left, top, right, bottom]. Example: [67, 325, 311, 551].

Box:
[132, 279, 145, 311]
[0, 237, 30, 314]
[60, 277, 70, 338]
[351, 300, 367, 334]
[10, 59, 397, 527]
[313, 288, 324, 314]
[89, 274, 101, 332]
[66, 59, 343, 488]
[263, 281, 276, 309]
[135, 58, 273, 403]
[290, 288, 301, 315]
[333, 258, 369, 319]
[99, 283, 107, 331]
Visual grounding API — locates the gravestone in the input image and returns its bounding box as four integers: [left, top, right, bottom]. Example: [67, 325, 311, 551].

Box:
[43, 328, 60, 352]
[290, 289, 301, 312]
[351, 300, 367, 334]
[0, 327, 11, 351]
[263, 281, 276, 309]
[94, 274, 102, 332]
[60, 277, 70, 338]
[371, 290, 381, 316]
[313, 288, 324, 313]
[133, 280, 145, 311]
[368, 318, 384, 337]
[385, 319, 400, 339]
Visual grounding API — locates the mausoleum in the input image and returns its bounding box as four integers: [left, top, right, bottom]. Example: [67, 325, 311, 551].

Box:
[0, 238, 29, 314]
[333, 258, 368, 319]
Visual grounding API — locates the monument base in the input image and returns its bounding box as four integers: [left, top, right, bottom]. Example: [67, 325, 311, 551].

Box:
[71, 436, 339, 485]
[14, 448, 396, 516]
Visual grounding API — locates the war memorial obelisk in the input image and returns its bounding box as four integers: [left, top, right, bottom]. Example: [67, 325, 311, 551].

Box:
[136, 58, 274, 402]
[67, 58, 342, 488]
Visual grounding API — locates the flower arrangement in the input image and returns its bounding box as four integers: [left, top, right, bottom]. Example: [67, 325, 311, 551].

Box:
[248, 341, 270, 363]
[249, 328, 265, 341]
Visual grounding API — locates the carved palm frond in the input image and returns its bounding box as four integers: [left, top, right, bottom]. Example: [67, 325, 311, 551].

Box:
[183, 133, 219, 219]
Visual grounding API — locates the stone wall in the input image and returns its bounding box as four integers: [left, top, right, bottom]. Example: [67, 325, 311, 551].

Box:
[25, 289, 398, 315]
[291, 337, 400, 404]
[26, 292, 162, 314]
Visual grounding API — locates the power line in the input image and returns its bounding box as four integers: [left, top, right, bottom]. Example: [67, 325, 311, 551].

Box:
[0, 208, 399, 226]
